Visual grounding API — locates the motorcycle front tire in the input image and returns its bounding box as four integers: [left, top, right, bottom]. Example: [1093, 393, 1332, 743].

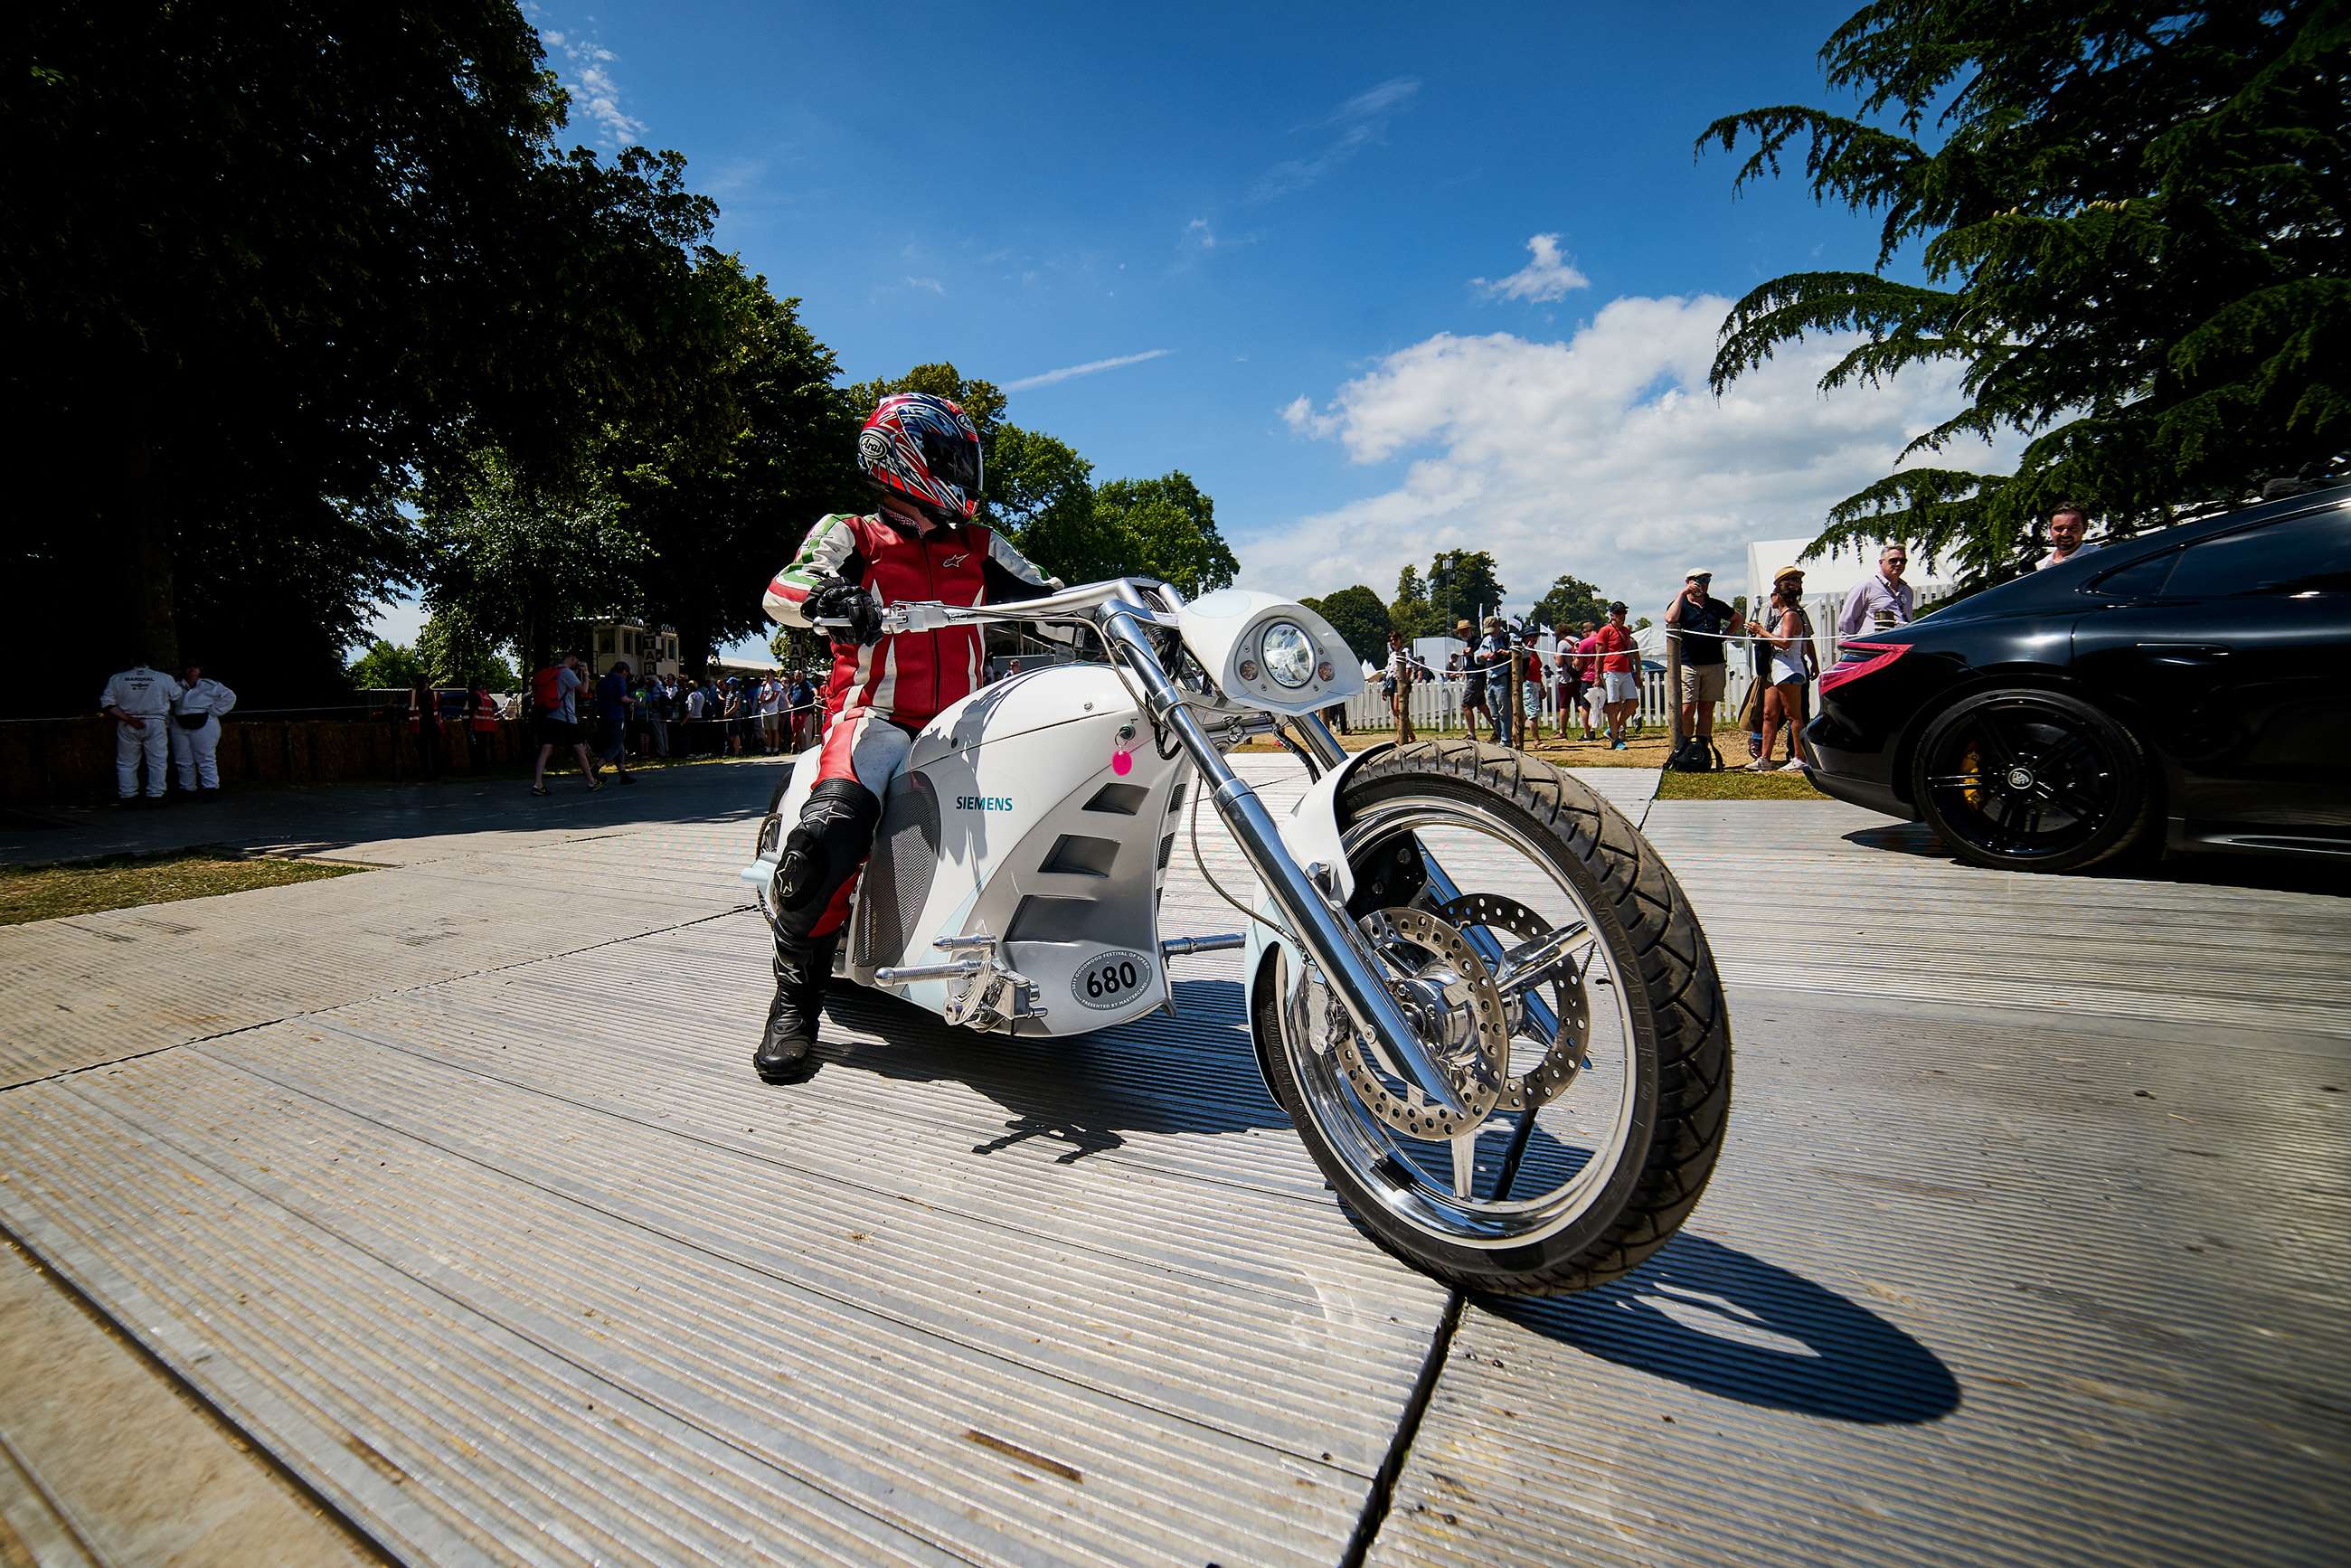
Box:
[1256, 737, 1733, 1295]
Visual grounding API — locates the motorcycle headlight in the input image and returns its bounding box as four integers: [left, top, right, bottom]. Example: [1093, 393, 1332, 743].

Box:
[1259, 620, 1317, 690]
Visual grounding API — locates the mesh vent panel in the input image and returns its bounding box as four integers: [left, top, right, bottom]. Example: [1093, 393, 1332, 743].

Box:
[854, 775, 940, 968]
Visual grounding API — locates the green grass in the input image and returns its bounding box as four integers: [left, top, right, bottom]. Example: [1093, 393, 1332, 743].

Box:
[0, 850, 371, 926]
[1655, 768, 1831, 800]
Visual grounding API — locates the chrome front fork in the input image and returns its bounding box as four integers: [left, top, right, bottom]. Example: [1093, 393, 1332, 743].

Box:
[1289, 711, 1568, 1051]
[1099, 604, 1470, 1119]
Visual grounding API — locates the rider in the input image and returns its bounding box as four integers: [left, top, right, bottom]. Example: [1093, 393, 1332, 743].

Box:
[752, 392, 1061, 1081]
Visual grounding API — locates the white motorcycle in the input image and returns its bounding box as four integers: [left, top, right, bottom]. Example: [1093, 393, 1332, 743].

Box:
[742, 577, 1732, 1295]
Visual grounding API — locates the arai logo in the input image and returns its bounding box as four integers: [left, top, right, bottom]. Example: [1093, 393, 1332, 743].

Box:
[956, 795, 1015, 811]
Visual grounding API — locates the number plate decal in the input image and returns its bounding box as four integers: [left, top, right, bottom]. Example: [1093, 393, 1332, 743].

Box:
[1072, 949, 1154, 1010]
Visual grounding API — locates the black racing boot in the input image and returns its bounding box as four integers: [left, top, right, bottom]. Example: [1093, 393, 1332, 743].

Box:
[754, 934, 836, 1082]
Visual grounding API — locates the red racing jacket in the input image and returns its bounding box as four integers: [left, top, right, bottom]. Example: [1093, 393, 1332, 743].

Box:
[762, 510, 1058, 727]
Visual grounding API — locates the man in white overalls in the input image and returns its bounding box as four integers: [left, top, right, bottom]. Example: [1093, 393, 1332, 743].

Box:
[170, 664, 239, 796]
[99, 662, 183, 803]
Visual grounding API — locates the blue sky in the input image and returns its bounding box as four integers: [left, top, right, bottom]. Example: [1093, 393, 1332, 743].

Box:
[379, 0, 1981, 656]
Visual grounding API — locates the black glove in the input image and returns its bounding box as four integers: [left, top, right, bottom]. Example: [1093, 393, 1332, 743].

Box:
[805, 581, 882, 646]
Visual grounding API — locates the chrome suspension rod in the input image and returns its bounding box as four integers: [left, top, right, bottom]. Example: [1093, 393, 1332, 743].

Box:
[1097, 595, 1468, 1119]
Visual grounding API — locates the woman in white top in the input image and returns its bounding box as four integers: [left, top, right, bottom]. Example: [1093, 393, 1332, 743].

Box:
[1750, 570, 1818, 772]
[1385, 631, 1417, 743]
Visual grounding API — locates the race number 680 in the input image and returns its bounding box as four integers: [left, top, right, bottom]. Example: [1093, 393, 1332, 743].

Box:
[1073, 950, 1151, 1009]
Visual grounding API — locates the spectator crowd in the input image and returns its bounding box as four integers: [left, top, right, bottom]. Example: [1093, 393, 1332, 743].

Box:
[93, 502, 2100, 799]
[522, 657, 829, 793]
[1369, 500, 2101, 765]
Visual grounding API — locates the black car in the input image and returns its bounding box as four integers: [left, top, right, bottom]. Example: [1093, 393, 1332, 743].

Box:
[1807, 486, 2351, 872]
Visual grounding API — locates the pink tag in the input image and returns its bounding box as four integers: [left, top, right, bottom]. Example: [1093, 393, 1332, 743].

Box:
[1110, 746, 1133, 777]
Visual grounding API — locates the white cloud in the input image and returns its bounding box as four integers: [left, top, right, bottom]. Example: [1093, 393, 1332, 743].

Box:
[1251, 295, 2007, 612]
[1177, 216, 1258, 263]
[540, 22, 646, 146]
[1475, 234, 1591, 303]
[1308, 77, 1423, 130]
[1004, 349, 1173, 392]
[1280, 394, 1338, 439]
[904, 275, 945, 295]
[1251, 76, 1421, 202]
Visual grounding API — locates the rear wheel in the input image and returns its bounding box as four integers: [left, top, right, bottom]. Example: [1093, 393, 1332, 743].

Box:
[1910, 689, 2154, 873]
[1256, 738, 1732, 1295]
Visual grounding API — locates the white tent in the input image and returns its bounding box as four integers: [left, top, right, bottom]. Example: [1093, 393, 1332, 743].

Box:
[1411, 635, 1465, 676]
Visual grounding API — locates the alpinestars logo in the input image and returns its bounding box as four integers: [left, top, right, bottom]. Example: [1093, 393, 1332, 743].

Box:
[939, 552, 969, 569]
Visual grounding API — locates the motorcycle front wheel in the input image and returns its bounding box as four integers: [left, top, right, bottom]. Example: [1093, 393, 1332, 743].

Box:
[1255, 738, 1732, 1295]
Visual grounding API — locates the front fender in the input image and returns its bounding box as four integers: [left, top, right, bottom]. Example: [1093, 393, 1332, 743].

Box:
[1242, 742, 1390, 1100]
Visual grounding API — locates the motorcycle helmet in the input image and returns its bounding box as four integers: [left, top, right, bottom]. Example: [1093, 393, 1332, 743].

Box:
[857, 392, 982, 524]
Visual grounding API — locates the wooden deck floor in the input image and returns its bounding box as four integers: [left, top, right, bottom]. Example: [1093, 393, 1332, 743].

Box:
[1, 755, 2345, 1565]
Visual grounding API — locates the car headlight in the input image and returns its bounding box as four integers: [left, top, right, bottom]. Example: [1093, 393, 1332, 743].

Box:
[1259, 620, 1317, 689]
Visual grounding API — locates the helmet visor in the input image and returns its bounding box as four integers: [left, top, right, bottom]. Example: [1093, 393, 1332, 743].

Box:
[920, 426, 981, 499]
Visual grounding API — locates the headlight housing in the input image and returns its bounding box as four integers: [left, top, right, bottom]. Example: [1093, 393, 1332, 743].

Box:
[1259, 620, 1317, 689]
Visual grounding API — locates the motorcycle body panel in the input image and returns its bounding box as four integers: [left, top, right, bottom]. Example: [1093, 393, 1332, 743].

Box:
[842, 664, 1192, 1036]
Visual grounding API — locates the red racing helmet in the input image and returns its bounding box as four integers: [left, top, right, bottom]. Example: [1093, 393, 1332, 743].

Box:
[857, 392, 982, 523]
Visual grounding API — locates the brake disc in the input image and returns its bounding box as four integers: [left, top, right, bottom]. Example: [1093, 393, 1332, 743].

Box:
[1433, 893, 1592, 1111]
[1315, 906, 1509, 1140]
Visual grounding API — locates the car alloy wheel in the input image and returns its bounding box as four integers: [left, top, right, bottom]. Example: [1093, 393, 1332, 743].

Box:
[1912, 689, 2154, 873]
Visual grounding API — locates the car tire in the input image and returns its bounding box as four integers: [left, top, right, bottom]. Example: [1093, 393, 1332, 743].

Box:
[1911, 688, 2156, 874]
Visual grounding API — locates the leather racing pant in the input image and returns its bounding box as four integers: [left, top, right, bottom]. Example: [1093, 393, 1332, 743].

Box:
[770, 706, 918, 947]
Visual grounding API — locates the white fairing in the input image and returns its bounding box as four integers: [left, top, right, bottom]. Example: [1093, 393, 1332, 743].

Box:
[737, 611, 1374, 1046]
[1176, 590, 1365, 716]
[844, 665, 1192, 1036]
[1242, 743, 1385, 1030]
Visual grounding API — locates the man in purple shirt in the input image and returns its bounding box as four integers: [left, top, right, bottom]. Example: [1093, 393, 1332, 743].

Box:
[1838, 543, 1916, 643]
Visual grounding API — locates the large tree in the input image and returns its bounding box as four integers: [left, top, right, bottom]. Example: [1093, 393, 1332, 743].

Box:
[6, 5, 723, 711]
[346, 639, 429, 693]
[1426, 550, 1507, 629]
[987, 428, 1107, 580]
[611, 256, 860, 674]
[415, 453, 651, 676]
[1389, 565, 1447, 641]
[1093, 472, 1241, 595]
[416, 613, 520, 691]
[1530, 572, 1611, 632]
[1701, 0, 2349, 578]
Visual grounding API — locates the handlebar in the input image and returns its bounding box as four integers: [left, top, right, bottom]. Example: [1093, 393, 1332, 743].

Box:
[815, 578, 1184, 638]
